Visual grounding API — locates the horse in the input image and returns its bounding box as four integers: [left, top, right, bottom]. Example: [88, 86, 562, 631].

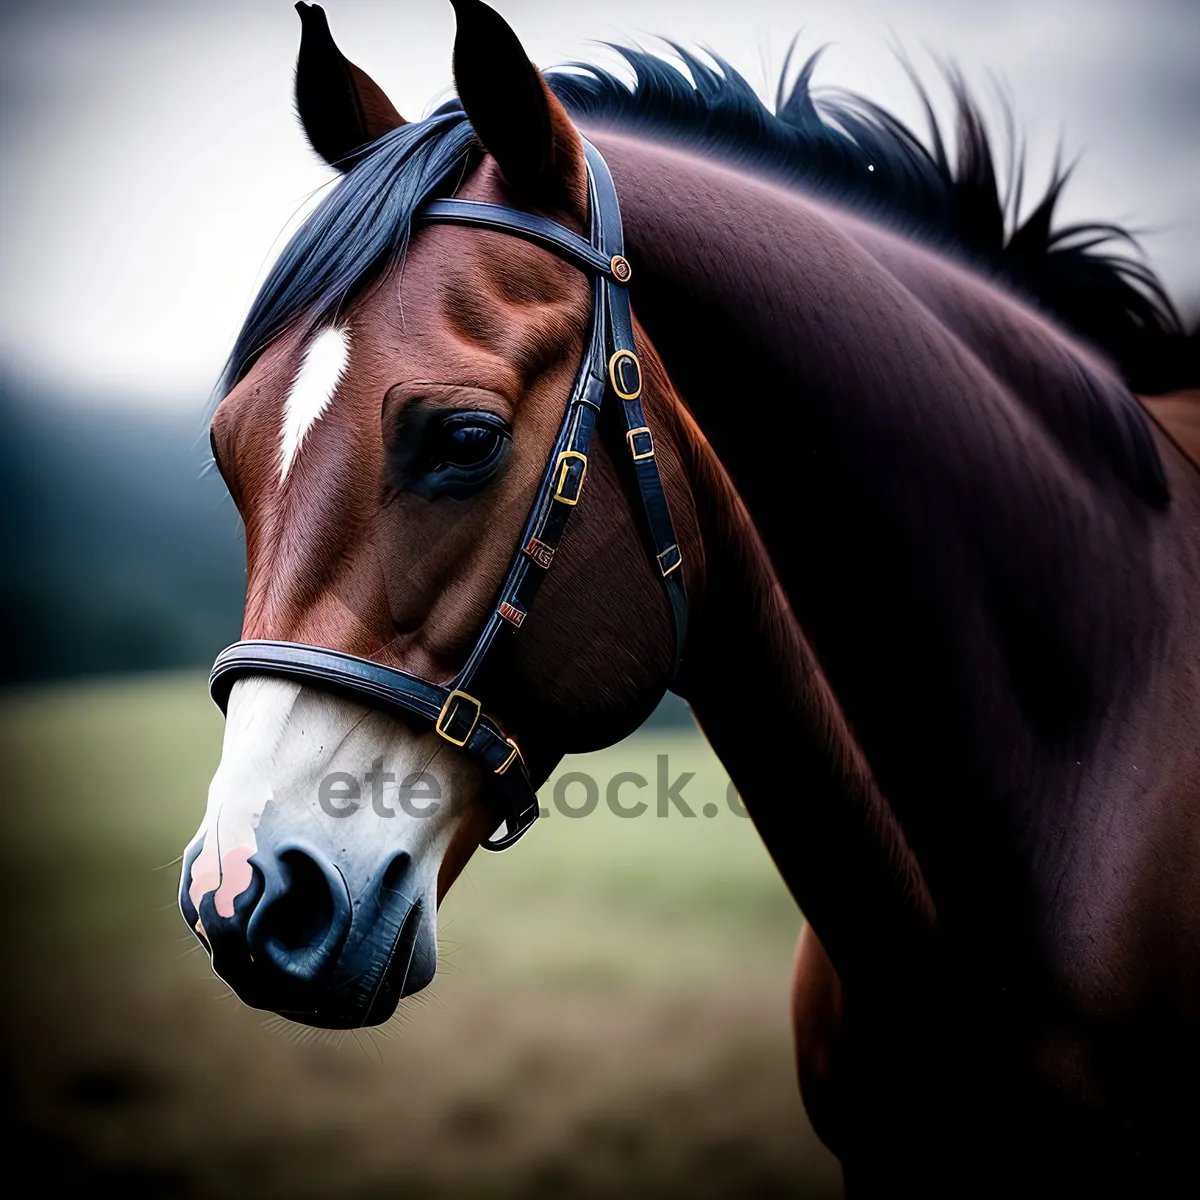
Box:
[179, 1, 1200, 1190]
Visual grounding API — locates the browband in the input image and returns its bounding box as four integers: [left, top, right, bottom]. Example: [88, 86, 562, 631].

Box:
[419, 199, 616, 277]
[210, 139, 687, 851]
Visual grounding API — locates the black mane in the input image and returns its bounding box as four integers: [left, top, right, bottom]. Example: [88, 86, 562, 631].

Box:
[548, 46, 1194, 392]
[227, 41, 1195, 400]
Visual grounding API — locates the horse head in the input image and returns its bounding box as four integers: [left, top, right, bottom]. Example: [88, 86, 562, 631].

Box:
[179, 1, 701, 1028]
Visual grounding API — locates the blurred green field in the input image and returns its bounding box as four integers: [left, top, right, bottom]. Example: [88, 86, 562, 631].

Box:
[0, 673, 841, 1198]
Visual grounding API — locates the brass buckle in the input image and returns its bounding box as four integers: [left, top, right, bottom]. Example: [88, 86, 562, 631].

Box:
[553, 450, 588, 505]
[608, 350, 642, 401]
[626, 426, 654, 461]
[435, 689, 481, 747]
[657, 544, 683, 577]
[495, 737, 523, 775]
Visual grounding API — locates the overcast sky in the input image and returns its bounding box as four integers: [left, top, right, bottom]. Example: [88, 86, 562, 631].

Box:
[1, 0, 1196, 404]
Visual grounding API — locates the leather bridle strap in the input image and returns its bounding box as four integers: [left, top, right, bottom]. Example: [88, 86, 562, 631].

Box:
[209, 138, 686, 852]
[418, 142, 688, 685]
[209, 640, 538, 835]
[581, 141, 689, 663]
[414, 199, 615, 278]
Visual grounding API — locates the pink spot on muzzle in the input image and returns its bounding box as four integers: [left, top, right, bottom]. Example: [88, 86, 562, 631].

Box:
[188, 832, 258, 918]
[214, 845, 257, 918]
[188, 837, 221, 914]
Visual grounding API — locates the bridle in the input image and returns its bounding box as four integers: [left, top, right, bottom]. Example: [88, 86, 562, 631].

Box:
[209, 139, 688, 851]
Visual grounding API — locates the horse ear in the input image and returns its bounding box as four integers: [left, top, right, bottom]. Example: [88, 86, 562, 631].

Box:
[450, 0, 584, 207]
[294, 2, 406, 172]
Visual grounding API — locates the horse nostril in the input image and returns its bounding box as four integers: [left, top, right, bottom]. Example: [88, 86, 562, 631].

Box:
[270, 851, 334, 949]
[246, 842, 352, 984]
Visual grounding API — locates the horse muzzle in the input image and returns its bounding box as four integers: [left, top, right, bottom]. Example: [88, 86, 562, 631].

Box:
[181, 835, 433, 1028]
[178, 675, 480, 1027]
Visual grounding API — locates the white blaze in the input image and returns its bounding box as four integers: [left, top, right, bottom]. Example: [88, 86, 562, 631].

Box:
[279, 325, 349, 481]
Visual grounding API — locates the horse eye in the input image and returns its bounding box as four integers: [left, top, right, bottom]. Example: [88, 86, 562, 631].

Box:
[387, 408, 511, 501]
[430, 413, 509, 471]
[439, 423, 500, 466]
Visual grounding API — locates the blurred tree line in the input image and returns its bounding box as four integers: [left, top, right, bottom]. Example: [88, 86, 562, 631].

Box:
[0, 372, 244, 684]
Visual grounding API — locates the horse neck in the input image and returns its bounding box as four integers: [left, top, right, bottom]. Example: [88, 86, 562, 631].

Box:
[602, 130, 1171, 930]
[644, 350, 937, 985]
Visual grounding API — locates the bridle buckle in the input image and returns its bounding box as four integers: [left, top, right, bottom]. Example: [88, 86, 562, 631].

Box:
[495, 737, 523, 775]
[552, 450, 588, 505]
[608, 350, 642, 400]
[436, 689, 481, 746]
[627, 426, 655, 460]
[657, 544, 683, 577]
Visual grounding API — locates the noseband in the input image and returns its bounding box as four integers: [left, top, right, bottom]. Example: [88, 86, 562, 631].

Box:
[210, 140, 687, 851]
